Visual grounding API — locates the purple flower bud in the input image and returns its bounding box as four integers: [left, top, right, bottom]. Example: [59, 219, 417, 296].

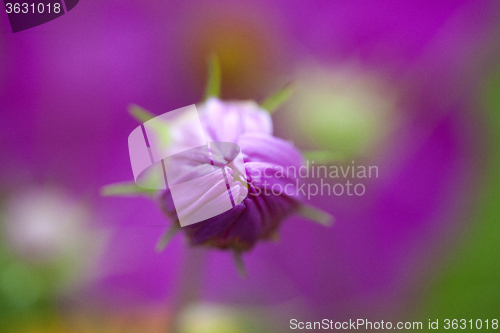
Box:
[160, 98, 304, 251]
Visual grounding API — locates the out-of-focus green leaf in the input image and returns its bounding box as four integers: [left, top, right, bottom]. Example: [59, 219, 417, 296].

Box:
[203, 54, 221, 101]
[260, 82, 294, 113]
[302, 150, 344, 164]
[417, 67, 500, 328]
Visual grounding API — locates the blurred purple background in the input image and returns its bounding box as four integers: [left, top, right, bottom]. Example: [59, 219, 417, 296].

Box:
[1, 1, 500, 331]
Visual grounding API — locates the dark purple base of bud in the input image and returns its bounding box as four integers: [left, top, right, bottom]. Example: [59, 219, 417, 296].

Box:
[160, 185, 299, 252]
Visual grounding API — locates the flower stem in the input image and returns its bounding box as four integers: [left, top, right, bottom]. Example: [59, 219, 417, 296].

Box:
[167, 247, 206, 333]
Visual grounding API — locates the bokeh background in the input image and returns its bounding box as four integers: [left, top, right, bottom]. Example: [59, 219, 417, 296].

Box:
[1, 1, 500, 332]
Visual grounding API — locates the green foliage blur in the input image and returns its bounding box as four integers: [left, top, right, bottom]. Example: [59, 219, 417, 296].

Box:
[0, 245, 60, 331]
[418, 65, 500, 329]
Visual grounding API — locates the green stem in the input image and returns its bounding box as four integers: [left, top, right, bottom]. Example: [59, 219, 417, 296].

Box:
[167, 247, 207, 333]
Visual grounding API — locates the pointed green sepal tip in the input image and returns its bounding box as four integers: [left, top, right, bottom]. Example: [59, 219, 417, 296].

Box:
[232, 250, 248, 279]
[100, 181, 156, 197]
[156, 223, 181, 252]
[128, 104, 156, 123]
[260, 82, 294, 114]
[297, 204, 334, 227]
[203, 54, 221, 101]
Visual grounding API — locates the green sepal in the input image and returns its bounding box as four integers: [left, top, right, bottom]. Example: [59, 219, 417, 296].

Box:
[232, 250, 248, 279]
[297, 204, 334, 227]
[260, 82, 294, 113]
[203, 54, 221, 101]
[156, 223, 181, 252]
[128, 104, 156, 123]
[100, 181, 156, 197]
